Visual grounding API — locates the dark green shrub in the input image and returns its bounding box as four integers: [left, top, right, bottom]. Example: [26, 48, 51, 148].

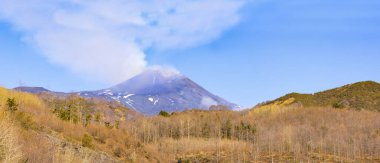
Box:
[53, 106, 79, 123]
[95, 112, 101, 122]
[221, 120, 232, 139]
[115, 120, 120, 129]
[332, 102, 344, 109]
[82, 134, 93, 148]
[104, 122, 113, 129]
[6, 98, 18, 112]
[113, 147, 124, 157]
[85, 114, 92, 126]
[159, 110, 169, 117]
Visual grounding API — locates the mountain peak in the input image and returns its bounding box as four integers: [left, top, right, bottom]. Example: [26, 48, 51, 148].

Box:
[143, 67, 182, 79]
[108, 67, 185, 94]
[79, 67, 238, 115]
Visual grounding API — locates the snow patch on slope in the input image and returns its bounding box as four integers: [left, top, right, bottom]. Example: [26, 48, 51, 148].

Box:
[123, 94, 135, 99]
[154, 98, 159, 105]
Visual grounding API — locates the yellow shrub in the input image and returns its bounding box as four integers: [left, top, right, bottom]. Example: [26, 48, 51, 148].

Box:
[0, 87, 45, 112]
[251, 98, 297, 115]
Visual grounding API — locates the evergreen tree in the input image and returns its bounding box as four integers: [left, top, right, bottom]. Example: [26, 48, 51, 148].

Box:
[6, 98, 18, 112]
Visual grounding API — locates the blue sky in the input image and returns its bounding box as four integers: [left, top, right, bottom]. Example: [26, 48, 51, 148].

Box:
[1, 0, 380, 107]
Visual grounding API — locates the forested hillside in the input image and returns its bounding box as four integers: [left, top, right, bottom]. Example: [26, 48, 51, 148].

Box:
[0, 86, 379, 162]
[261, 81, 380, 111]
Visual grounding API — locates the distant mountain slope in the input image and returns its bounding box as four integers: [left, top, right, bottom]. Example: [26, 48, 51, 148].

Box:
[14, 86, 69, 97]
[79, 69, 238, 115]
[261, 81, 380, 111]
[14, 87, 51, 94]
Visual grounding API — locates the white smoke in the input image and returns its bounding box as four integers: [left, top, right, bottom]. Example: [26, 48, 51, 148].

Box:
[146, 66, 181, 78]
[0, 0, 245, 83]
[201, 96, 218, 108]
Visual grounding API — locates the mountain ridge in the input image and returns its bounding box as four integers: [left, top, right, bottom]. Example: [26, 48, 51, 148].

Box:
[259, 80, 380, 111]
[14, 87, 51, 94]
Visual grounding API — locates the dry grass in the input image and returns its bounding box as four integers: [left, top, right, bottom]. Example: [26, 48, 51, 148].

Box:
[145, 138, 252, 162]
[19, 129, 118, 163]
[0, 111, 23, 163]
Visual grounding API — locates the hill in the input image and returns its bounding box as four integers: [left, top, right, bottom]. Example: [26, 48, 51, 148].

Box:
[260, 81, 380, 111]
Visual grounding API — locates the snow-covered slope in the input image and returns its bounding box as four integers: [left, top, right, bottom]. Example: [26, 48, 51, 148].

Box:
[79, 68, 239, 115]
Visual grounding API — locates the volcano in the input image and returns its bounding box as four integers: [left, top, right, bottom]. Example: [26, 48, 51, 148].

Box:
[79, 68, 239, 115]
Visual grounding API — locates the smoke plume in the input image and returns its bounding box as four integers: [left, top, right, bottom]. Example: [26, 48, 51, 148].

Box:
[0, 0, 245, 83]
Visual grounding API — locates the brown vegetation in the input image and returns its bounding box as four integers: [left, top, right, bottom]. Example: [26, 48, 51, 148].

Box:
[263, 81, 380, 111]
[127, 107, 380, 162]
[0, 87, 379, 162]
[0, 111, 23, 163]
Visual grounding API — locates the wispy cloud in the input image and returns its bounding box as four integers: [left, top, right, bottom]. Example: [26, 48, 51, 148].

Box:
[0, 0, 245, 83]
